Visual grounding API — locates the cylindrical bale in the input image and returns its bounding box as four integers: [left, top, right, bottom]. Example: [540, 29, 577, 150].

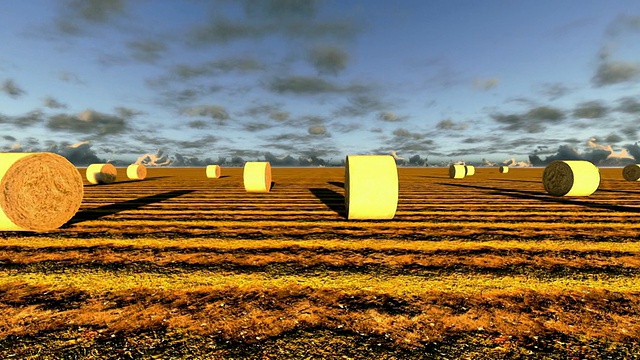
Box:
[542, 160, 600, 197]
[345, 155, 398, 220]
[465, 165, 475, 176]
[243, 162, 271, 192]
[126, 164, 147, 180]
[622, 164, 640, 181]
[86, 163, 117, 184]
[499, 166, 509, 173]
[449, 164, 466, 179]
[206, 165, 221, 179]
[0, 152, 83, 231]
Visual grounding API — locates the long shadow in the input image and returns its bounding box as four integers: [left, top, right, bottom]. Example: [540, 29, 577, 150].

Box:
[309, 188, 345, 218]
[218, 175, 230, 179]
[63, 190, 195, 226]
[421, 176, 449, 179]
[84, 176, 171, 187]
[328, 181, 344, 188]
[438, 182, 640, 213]
[487, 178, 540, 183]
[597, 188, 640, 195]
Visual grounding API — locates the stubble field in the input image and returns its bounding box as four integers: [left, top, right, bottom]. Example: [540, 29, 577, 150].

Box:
[0, 167, 639, 359]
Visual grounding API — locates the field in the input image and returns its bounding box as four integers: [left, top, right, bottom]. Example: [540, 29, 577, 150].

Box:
[1, 167, 639, 359]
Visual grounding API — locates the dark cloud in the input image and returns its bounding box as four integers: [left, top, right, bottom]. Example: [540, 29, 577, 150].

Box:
[44, 96, 68, 109]
[186, 120, 210, 129]
[2, 79, 25, 98]
[171, 57, 265, 80]
[573, 101, 609, 119]
[377, 111, 406, 122]
[243, 122, 274, 132]
[11, 111, 44, 128]
[188, 18, 261, 45]
[491, 106, 566, 132]
[114, 107, 144, 119]
[626, 143, 640, 162]
[183, 105, 230, 125]
[604, 133, 623, 143]
[2, 135, 16, 141]
[370, 127, 382, 133]
[528, 140, 637, 166]
[47, 109, 128, 135]
[333, 95, 387, 118]
[56, 0, 125, 34]
[269, 76, 341, 94]
[617, 97, 640, 114]
[308, 45, 348, 75]
[308, 125, 327, 135]
[436, 118, 468, 131]
[171, 153, 216, 167]
[622, 126, 638, 140]
[593, 61, 640, 86]
[9, 140, 107, 166]
[176, 135, 220, 149]
[535, 82, 572, 100]
[127, 39, 167, 63]
[606, 14, 640, 37]
[243, 0, 317, 21]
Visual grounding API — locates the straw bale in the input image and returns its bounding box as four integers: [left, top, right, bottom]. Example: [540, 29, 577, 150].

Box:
[206, 165, 221, 179]
[499, 166, 509, 173]
[622, 164, 640, 181]
[345, 155, 398, 219]
[86, 163, 117, 184]
[126, 164, 147, 180]
[465, 165, 475, 176]
[243, 162, 271, 192]
[449, 164, 465, 179]
[542, 160, 600, 196]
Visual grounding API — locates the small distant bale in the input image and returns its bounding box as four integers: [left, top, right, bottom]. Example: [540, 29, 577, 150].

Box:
[86, 163, 117, 184]
[465, 165, 475, 176]
[0, 152, 83, 231]
[449, 164, 465, 179]
[542, 160, 600, 197]
[206, 165, 221, 179]
[243, 162, 271, 192]
[499, 166, 509, 173]
[345, 155, 398, 220]
[622, 164, 640, 181]
[126, 164, 147, 180]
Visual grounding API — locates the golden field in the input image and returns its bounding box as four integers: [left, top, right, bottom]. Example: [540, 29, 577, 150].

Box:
[0, 167, 639, 359]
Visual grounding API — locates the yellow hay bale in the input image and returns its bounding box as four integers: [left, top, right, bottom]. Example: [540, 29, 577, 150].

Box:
[243, 162, 271, 192]
[0, 152, 83, 231]
[86, 163, 117, 184]
[126, 164, 147, 180]
[542, 160, 600, 197]
[206, 165, 221, 179]
[499, 166, 509, 173]
[449, 164, 465, 179]
[465, 165, 475, 176]
[345, 155, 398, 220]
[622, 164, 640, 181]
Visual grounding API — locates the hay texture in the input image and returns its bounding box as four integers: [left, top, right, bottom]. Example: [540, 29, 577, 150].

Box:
[0, 152, 83, 231]
[86, 163, 117, 184]
[243, 162, 271, 192]
[206, 165, 221, 179]
[622, 164, 640, 181]
[126, 164, 147, 180]
[345, 155, 398, 220]
[449, 164, 465, 179]
[499, 166, 509, 173]
[542, 160, 600, 197]
[465, 165, 475, 176]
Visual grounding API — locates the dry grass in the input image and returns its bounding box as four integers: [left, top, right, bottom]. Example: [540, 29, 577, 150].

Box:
[0, 167, 639, 359]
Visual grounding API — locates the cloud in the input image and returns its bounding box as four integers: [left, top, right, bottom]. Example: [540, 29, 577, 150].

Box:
[436, 118, 468, 131]
[8, 140, 107, 166]
[188, 17, 261, 45]
[333, 95, 387, 117]
[11, 111, 44, 128]
[472, 77, 499, 90]
[114, 106, 144, 119]
[55, 0, 126, 34]
[625, 143, 640, 162]
[44, 96, 68, 109]
[135, 149, 172, 167]
[377, 111, 406, 122]
[170, 57, 265, 80]
[573, 100, 609, 119]
[2, 79, 25, 98]
[622, 126, 638, 140]
[183, 105, 230, 125]
[605, 14, 640, 37]
[242, 122, 274, 132]
[47, 109, 128, 135]
[308, 125, 327, 135]
[535, 82, 572, 100]
[529, 137, 637, 166]
[491, 106, 565, 132]
[176, 135, 220, 149]
[616, 96, 640, 114]
[308, 45, 349, 75]
[127, 39, 167, 63]
[269, 76, 342, 94]
[59, 72, 85, 85]
[186, 120, 210, 129]
[593, 61, 640, 86]
[2, 135, 16, 141]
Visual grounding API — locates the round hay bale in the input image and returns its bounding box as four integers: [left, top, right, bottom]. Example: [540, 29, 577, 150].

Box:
[499, 166, 509, 173]
[449, 164, 465, 179]
[542, 160, 600, 197]
[126, 164, 147, 180]
[206, 165, 221, 179]
[345, 155, 398, 220]
[0, 152, 83, 231]
[86, 163, 117, 184]
[243, 162, 271, 192]
[622, 164, 640, 181]
[465, 165, 475, 176]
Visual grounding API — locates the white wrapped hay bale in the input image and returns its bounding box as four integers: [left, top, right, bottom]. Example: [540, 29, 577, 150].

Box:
[449, 164, 465, 179]
[542, 160, 600, 197]
[622, 164, 640, 181]
[126, 164, 147, 180]
[465, 165, 475, 176]
[206, 165, 221, 179]
[499, 166, 509, 173]
[345, 155, 398, 220]
[243, 162, 271, 192]
[86, 163, 117, 184]
[0, 152, 83, 231]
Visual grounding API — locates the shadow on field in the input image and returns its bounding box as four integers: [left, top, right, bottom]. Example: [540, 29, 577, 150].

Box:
[310, 188, 345, 217]
[439, 182, 640, 213]
[84, 176, 171, 187]
[487, 178, 540, 183]
[328, 181, 344, 188]
[63, 190, 195, 226]
[596, 188, 640, 194]
[218, 175, 231, 179]
[270, 181, 275, 190]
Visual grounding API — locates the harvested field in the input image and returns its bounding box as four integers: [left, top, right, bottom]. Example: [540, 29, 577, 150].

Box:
[1, 167, 640, 359]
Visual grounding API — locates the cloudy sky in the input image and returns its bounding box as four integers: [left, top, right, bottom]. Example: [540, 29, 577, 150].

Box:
[1, 0, 640, 166]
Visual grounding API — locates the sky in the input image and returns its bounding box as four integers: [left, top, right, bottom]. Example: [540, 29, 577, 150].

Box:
[1, 0, 640, 167]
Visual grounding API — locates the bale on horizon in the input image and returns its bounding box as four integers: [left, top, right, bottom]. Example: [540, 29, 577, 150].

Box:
[206, 165, 221, 179]
[623, 164, 640, 181]
[465, 165, 475, 176]
[449, 164, 465, 179]
[126, 164, 147, 180]
[499, 166, 509, 173]
[86, 163, 117, 184]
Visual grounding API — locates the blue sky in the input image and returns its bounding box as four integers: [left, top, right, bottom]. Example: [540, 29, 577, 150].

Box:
[1, 0, 639, 167]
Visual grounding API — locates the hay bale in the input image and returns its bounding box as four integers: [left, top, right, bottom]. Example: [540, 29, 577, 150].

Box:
[345, 155, 398, 220]
[86, 163, 117, 184]
[499, 166, 509, 173]
[206, 165, 221, 179]
[126, 164, 147, 180]
[449, 164, 465, 179]
[465, 165, 475, 176]
[542, 160, 600, 196]
[622, 164, 640, 181]
[0, 152, 83, 231]
[243, 162, 271, 192]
